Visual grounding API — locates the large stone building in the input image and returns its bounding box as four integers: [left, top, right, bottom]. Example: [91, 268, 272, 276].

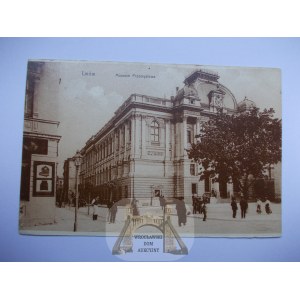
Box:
[20, 61, 61, 226]
[77, 69, 246, 204]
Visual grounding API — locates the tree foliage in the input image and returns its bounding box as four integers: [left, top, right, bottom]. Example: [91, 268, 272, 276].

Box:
[187, 107, 281, 199]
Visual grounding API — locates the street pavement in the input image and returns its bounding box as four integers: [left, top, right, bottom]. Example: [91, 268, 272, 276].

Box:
[20, 202, 281, 237]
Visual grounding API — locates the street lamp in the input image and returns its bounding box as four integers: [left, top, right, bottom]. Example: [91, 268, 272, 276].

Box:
[73, 150, 82, 232]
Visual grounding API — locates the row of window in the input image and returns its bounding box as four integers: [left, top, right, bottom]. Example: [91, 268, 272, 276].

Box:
[85, 126, 195, 172]
[84, 120, 161, 169]
[84, 122, 132, 169]
[96, 185, 129, 200]
[94, 163, 130, 185]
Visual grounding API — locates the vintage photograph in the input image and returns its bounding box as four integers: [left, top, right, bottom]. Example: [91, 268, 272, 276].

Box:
[19, 60, 282, 248]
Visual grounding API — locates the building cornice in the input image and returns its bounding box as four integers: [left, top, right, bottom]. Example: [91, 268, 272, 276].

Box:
[24, 117, 60, 126]
[23, 132, 61, 141]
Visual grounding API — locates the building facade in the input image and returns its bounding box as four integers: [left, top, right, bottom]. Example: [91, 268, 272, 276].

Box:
[62, 158, 77, 205]
[20, 61, 61, 226]
[77, 69, 244, 204]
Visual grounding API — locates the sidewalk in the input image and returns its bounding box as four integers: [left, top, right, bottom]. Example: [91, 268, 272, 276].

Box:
[20, 205, 128, 236]
[20, 202, 281, 237]
[186, 202, 281, 221]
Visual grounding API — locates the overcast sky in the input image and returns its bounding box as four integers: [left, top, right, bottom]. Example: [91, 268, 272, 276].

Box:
[38, 61, 281, 176]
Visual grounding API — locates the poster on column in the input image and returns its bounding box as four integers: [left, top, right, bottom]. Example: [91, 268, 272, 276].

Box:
[19, 60, 282, 260]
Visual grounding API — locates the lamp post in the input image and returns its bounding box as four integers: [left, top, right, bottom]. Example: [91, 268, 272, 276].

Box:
[73, 150, 82, 232]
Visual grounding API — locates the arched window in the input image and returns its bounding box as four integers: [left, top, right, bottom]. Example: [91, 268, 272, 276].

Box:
[150, 120, 159, 142]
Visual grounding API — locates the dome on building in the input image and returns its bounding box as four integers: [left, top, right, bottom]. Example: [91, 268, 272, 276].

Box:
[237, 97, 257, 112]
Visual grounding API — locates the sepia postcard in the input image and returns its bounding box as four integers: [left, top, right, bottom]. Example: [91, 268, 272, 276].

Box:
[19, 60, 282, 257]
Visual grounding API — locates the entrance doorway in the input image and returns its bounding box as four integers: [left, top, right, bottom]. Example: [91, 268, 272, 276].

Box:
[219, 178, 227, 198]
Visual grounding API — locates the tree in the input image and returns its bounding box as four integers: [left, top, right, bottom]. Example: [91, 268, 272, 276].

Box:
[187, 107, 281, 200]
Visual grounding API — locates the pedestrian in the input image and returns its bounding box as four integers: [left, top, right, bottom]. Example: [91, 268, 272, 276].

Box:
[256, 198, 262, 214]
[192, 195, 197, 214]
[240, 197, 248, 219]
[202, 201, 207, 221]
[159, 195, 165, 210]
[132, 198, 139, 216]
[107, 199, 113, 222]
[175, 198, 187, 226]
[231, 196, 238, 218]
[92, 198, 99, 221]
[211, 188, 217, 198]
[264, 197, 272, 214]
[109, 201, 118, 223]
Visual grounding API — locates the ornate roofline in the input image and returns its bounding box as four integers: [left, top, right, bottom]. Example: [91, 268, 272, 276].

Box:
[184, 69, 220, 85]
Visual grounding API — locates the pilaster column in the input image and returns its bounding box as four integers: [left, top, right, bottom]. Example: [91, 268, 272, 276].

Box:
[165, 119, 170, 160]
[141, 115, 146, 158]
[195, 117, 201, 142]
[131, 114, 136, 159]
[182, 116, 188, 158]
[135, 114, 141, 158]
[32, 78, 40, 118]
[124, 122, 127, 156]
[113, 131, 117, 163]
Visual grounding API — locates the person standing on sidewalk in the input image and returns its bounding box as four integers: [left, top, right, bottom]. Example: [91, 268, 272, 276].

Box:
[240, 196, 248, 219]
[107, 199, 112, 222]
[264, 197, 272, 214]
[231, 197, 238, 218]
[256, 198, 262, 214]
[159, 195, 165, 210]
[192, 195, 197, 214]
[92, 197, 99, 221]
[202, 201, 207, 221]
[132, 198, 140, 216]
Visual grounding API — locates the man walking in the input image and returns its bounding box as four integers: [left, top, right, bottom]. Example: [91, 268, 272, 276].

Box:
[240, 196, 248, 219]
[202, 201, 207, 221]
[231, 197, 238, 218]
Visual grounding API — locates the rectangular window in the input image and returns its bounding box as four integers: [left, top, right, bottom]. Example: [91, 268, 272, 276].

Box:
[187, 130, 192, 144]
[190, 164, 195, 176]
[124, 186, 128, 198]
[128, 122, 131, 142]
[191, 183, 197, 194]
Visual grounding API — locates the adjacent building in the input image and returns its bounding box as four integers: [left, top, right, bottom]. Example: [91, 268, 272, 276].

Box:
[20, 61, 61, 226]
[62, 158, 77, 205]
